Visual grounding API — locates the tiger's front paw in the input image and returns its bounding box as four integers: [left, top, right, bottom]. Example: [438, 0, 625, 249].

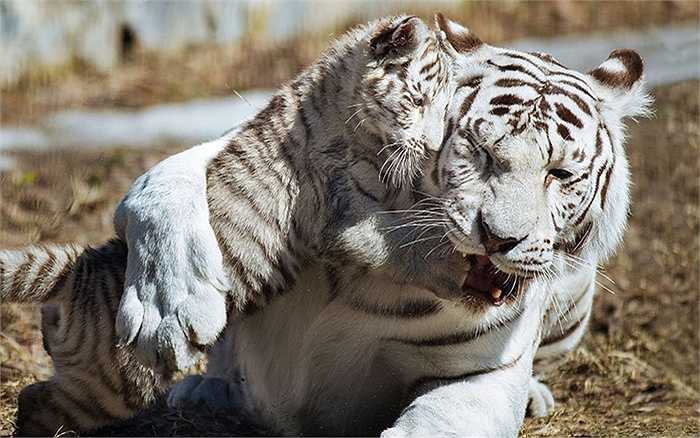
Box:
[527, 377, 555, 417]
[115, 218, 230, 372]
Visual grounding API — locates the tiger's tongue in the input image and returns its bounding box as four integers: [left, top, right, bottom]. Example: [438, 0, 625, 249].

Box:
[463, 255, 504, 305]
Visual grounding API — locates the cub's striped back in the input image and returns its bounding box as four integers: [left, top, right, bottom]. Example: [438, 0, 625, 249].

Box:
[1, 240, 165, 436]
[205, 15, 454, 312]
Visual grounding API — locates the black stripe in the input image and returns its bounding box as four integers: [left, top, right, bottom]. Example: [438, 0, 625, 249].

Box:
[555, 102, 583, 129]
[32, 251, 57, 294]
[490, 94, 524, 107]
[550, 85, 593, 116]
[458, 76, 485, 89]
[218, 240, 262, 296]
[574, 162, 608, 227]
[599, 125, 617, 210]
[44, 388, 83, 432]
[389, 309, 522, 346]
[57, 379, 113, 422]
[502, 52, 548, 74]
[528, 51, 567, 68]
[419, 58, 439, 75]
[556, 80, 597, 102]
[0, 262, 5, 296]
[57, 256, 84, 344]
[494, 77, 539, 90]
[347, 296, 442, 319]
[11, 253, 35, 299]
[351, 173, 380, 203]
[550, 71, 594, 93]
[408, 350, 526, 396]
[46, 250, 76, 302]
[459, 88, 479, 120]
[572, 129, 608, 226]
[541, 312, 588, 346]
[487, 60, 542, 82]
[599, 165, 614, 210]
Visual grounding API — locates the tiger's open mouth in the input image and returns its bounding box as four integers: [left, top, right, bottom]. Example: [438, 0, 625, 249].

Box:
[462, 255, 524, 306]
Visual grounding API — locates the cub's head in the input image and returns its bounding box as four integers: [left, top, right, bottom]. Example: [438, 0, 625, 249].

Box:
[359, 16, 453, 187]
[433, 15, 651, 303]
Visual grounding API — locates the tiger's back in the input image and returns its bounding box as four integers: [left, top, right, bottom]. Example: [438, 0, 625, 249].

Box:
[1, 240, 165, 436]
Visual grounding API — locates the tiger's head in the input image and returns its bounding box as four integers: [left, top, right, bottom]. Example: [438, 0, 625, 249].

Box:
[358, 16, 453, 187]
[431, 15, 651, 304]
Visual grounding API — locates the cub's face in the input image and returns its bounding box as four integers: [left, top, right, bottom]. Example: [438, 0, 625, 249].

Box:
[430, 15, 649, 304]
[361, 16, 452, 187]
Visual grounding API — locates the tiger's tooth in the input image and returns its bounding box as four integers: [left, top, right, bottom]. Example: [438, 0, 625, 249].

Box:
[490, 287, 502, 301]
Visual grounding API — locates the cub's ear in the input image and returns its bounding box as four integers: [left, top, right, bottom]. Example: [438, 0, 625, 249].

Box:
[370, 16, 427, 58]
[434, 12, 482, 54]
[588, 49, 653, 120]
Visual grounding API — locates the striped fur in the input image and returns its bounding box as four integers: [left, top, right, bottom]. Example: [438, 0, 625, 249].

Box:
[427, 16, 651, 425]
[4, 15, 651, 437]
[205, 15, 458, 313]
[193, 19, 649, 436]
[0, 240, 165, 436]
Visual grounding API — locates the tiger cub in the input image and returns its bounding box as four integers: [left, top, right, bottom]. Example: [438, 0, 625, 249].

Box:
[115, 15, 462, 370]
[0, 241, 165, 436]
[207, 15, 456, 306]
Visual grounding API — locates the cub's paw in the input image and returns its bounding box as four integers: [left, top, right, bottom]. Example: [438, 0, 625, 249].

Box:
[168, 375, 247, 411]
[115, 221, 230, 372]
[527, 377, 555, 417]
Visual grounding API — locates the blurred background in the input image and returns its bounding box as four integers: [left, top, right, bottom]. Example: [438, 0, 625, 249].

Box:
[1, 1, 698, 436]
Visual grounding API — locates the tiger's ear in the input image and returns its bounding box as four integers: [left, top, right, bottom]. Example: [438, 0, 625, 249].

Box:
[587, 49, 653, 120]
[370, 16, 427, 58]
[434, 12, 482, 55]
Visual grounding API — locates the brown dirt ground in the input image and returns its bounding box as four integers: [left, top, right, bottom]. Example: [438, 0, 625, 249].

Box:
[1, 80, 698, 436]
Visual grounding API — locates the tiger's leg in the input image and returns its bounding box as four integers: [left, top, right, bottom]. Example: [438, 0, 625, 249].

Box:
[16, 381, 81, 437]
[382, 346, 535, 438]
[114, 137, 231, 372]
[529, 275, 595, 417]
[527, 377, 555, 418]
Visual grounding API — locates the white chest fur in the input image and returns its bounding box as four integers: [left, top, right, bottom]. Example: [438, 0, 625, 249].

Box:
[206, 263, 548, 435]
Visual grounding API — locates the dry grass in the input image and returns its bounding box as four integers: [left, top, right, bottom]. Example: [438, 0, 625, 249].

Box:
[0, 80, 698, 436]
[2, 0, 698, 125]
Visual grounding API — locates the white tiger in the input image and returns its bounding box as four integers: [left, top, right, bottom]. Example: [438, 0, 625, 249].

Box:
[116, 14, 651, 437]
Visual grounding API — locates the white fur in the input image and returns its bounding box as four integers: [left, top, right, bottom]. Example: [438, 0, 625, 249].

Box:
[163, 264, 548, 436]
[527, 376, 555, 418]
[114, 133, 234, 369]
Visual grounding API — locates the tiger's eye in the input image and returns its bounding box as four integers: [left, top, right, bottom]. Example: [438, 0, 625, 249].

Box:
[412, 96, 425, 106]
[548, 168, 574, 179]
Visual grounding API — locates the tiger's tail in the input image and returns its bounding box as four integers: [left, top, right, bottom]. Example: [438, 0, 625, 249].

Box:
[0, 243, 86, 304]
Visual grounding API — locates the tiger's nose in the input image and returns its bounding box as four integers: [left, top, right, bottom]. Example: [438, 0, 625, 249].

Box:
[479, 216, 523, 255]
